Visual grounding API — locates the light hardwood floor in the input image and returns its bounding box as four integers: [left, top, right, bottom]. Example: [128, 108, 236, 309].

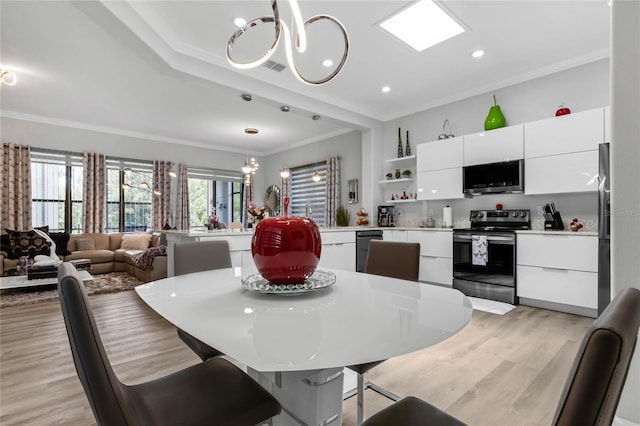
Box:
[0, 290, 592, 426]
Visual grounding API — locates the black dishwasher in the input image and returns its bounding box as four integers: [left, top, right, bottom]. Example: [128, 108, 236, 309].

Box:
[356, 230, 383, 272]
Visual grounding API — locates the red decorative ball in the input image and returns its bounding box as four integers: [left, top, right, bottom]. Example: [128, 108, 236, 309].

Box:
[556, 106, 571, 116]
[251, 217, 322, 284]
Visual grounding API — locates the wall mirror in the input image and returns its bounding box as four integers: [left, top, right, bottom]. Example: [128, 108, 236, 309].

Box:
[347, 179, 358, 204]
[264, 184, 281, 216]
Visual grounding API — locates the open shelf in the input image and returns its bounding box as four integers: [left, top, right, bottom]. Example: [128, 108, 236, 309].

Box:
[385, 199, 419, 203]
[379, 178, 414, 184]
[385, 155, 416, 165]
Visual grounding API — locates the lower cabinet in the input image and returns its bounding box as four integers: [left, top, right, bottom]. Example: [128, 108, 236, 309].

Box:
[516, 233, 598, 317]
[408, 230, 453, 286]
[318, 231, 355, 271]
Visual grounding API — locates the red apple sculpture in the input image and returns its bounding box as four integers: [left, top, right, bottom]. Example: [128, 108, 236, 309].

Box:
[251, 216, 322, 284]
[556, 105, 571, 116]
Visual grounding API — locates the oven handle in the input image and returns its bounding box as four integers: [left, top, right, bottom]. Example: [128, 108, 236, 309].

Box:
[453, 234, 514, 243]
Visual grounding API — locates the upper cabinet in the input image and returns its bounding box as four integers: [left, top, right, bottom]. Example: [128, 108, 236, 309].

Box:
[523, 107, 604, 195]
[524, 108, 604, 158]
[463, 124, 524, 166]
[417, 137, 463, 171]
[416, 137, 464, 201]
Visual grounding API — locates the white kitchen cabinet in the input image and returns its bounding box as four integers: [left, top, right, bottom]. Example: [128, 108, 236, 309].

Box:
[416, 137, 463, 172]
[317, 231, 355, 271]
[408, 230, 453, 286]
[417, 169, 464, 200]
[517, 233, 598, 317]
[525, 150, 599, 195]
[463, 124, 524, 166]
[524, 107, 604, 158]
[383, 229, 408, 242]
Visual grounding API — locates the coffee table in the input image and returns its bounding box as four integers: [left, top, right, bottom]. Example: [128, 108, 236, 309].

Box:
[0, 269, 93, 290]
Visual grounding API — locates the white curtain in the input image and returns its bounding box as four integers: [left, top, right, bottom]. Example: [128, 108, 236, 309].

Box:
[175, 163, 189, 230]
[153, 160, 173, 230]
[1, 143, 32, 230]
[325, 156, 340, 227]
[82, 152, 106, 233]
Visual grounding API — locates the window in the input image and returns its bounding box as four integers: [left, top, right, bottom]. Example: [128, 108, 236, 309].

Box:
[106, 160, 153, 232]
[31, 151, 83, 233]
[188, 167, 244, 228]
[290, 162, 327, 226]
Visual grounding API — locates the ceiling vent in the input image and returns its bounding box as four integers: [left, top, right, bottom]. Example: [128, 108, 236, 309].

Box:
[261, 60, 286, 72]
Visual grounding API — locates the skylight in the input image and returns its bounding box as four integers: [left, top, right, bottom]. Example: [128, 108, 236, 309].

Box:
[379, 0, 465, 52]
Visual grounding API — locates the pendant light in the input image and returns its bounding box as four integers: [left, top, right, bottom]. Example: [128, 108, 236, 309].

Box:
[280, 166, 290, 179]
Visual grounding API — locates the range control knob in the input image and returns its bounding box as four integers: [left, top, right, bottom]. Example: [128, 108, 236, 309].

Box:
[470, 212, 477, 218]
[520, 211, 527, 218]
[512, 211, 518, 217]
[477, 212, 484, 219]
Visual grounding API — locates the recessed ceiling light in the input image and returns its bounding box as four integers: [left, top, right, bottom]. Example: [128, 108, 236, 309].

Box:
[233, 17, 246, 27]
[379, 0, 465, 52]
[322, 59, 334, 67]
[381, 86, 391, 93]
[471, 49, 485, 58]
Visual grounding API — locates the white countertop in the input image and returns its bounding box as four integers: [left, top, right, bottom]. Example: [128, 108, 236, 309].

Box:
[135, 268, 472, 372]
[516, 230, 598, 236]
[162, 226, 454, 237]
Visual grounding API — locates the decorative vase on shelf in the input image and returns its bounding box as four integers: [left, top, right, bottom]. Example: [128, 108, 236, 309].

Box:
[484, 95, 506, 131]
[395, 169, 401, 179]
[397, 127, 404, 158]
[405, 130, 411, 156]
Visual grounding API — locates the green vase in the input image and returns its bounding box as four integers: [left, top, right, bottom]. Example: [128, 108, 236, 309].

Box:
[484, 105, 506, 131]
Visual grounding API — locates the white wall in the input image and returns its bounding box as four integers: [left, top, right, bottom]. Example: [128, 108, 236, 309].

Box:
[259, 130, 363, 221]
[1, 116, 250, 169]
[379, 59, 610, 227]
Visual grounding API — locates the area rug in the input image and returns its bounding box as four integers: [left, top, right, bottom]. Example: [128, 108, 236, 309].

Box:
[467, 296, 516, 315]
[0, 272, 143, 308]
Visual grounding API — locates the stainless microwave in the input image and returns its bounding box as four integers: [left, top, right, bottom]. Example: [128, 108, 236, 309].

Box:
[463, 159, 524, 195]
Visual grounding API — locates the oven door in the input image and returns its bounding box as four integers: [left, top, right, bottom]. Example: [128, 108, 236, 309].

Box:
[453, 230, 516, 295]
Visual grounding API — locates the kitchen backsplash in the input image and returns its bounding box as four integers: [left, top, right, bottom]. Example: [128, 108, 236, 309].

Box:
[391, 192, 598, 231]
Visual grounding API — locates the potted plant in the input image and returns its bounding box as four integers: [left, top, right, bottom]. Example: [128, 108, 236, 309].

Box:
[385, 172, 393, 180]
[402, 169, 412, 178]
[335, 206, 351, 227]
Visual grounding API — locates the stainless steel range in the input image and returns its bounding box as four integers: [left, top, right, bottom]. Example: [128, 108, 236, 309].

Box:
[453, 209, 530, 305]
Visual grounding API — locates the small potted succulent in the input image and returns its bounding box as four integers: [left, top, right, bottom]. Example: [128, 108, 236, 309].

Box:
[402, 169, 412, 178]
[385, 172, 393, 180]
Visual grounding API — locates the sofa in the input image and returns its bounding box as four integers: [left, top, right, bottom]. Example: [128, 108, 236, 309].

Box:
[1, 232, 167, 283]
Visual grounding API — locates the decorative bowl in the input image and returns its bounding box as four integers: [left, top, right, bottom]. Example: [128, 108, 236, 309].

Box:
[251, 216, 322, 284]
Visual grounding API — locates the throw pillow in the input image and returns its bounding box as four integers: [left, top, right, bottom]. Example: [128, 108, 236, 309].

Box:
[6, 227, 51, 259]
[121, 233, 152, 250]
[75, 237, 96, 251]
[49, 232, 72, 256]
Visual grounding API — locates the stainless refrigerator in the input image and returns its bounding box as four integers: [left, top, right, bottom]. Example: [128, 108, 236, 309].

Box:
[598, 143, 611, 315]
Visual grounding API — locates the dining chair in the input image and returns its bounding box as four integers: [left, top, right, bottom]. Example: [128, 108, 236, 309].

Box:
[57, 262, 281, 426]
[174, 240, 232, 361]
[359, 287, 640, 426]
[347, 240, 421, 424]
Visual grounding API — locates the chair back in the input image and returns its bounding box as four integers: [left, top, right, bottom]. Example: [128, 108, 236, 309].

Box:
[174, 240, 232, 276]
[553, 287, 640, 426]
[364, 240, 420, 282]
[58, 262, 129, 425]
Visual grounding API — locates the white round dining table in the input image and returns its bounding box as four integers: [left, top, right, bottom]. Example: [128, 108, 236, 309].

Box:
[136, 267, 472, 425]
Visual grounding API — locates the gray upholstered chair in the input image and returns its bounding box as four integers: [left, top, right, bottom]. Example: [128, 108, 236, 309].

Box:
[360, 287, 640, 426]
[57, 262, 281, 426]
[346, 240, 421, 424]
[174, 240, 232, 361]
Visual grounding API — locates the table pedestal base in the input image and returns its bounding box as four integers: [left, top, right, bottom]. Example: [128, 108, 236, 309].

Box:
[248, 367, 343, 426]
